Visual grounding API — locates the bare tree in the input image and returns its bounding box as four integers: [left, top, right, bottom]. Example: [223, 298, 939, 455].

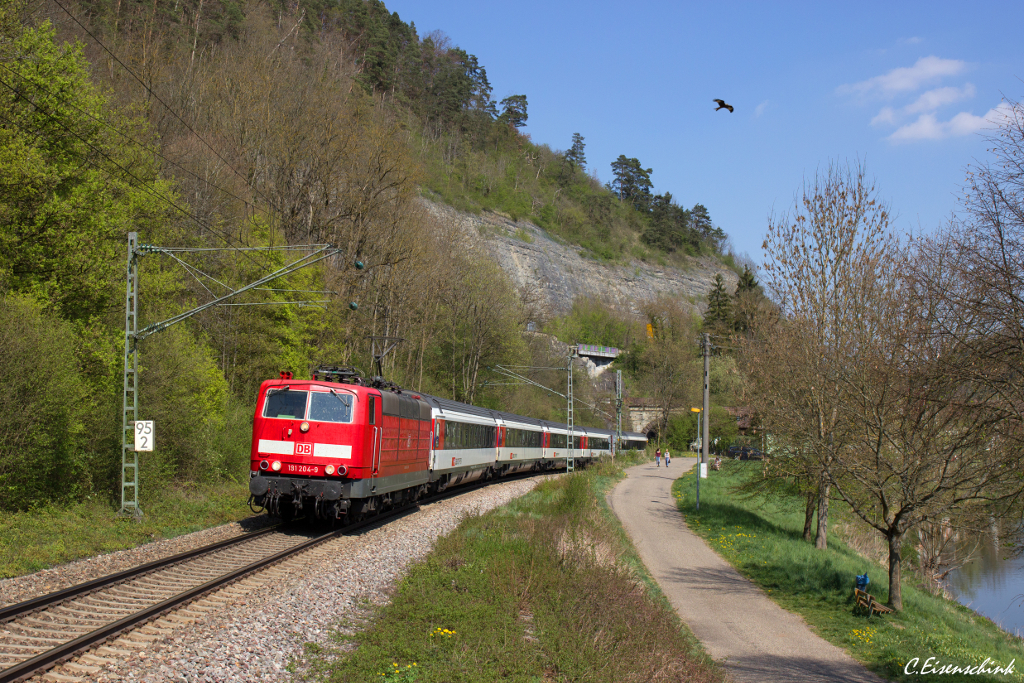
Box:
[761, 160, 894, 550]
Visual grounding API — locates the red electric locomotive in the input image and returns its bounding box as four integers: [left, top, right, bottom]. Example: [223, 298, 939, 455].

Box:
[248, 365, 650, 522]
[248, 368, 433, 521]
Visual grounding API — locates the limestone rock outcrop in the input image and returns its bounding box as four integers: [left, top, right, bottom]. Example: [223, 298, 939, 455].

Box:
[424, 201, 737, 317]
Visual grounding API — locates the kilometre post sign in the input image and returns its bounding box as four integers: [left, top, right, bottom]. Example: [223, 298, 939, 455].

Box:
[134, 421, 154, 452]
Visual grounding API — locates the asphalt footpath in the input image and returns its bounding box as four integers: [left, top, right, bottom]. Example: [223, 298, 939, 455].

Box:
[609, 457, 885, 683]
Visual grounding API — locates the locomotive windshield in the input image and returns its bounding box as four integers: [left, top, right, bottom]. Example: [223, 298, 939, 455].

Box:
[308, 391, 353, 423]
[263, 390, 307, 419]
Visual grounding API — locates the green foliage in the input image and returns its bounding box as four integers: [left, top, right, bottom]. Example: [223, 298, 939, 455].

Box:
[737, 265, 759, 293]
[498, 94, 527, 128]
[609, 155, 654, 211]
[643, 192, 695, 254]
[708, 405, 740, 444]
[732, 265, 767, 334]
[703, 274, 732, 331]
[543, 295, 640, 348]
[0, 480, 253, 578]
[0, 19, 172, 321]
[138, 326, 235, 482]
[0, 296, 90, 511]
[666, 412, 698, 451]
[674, 462, 1024, 683]
[562, 132, 586, 174]
[708, 353, 748, 405]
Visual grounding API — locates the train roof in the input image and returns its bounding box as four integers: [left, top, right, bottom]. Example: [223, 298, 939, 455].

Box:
[419, 393, 497, 420]
[491, 410, 546, 428]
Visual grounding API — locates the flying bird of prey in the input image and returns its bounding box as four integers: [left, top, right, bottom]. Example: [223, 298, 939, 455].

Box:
[713, 99, 734, 113]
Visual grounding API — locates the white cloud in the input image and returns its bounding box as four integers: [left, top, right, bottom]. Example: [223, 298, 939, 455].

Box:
[888, 103, 1013, 143]
[871, 106, 897, 126]
[754, 100, 770, 117]
[839, 56, 966, 97]
[900, 37, 923, 45]
[905, 84, 975, 114]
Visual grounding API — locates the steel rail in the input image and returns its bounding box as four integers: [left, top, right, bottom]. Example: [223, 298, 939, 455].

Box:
[0, 527, 339, 683]
[0, 468, 553, 682]
[0, 526, 280, 625]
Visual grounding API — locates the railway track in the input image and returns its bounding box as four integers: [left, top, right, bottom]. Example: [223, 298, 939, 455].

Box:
[0, 524, 326, 683]
[0, 472, 548, 682]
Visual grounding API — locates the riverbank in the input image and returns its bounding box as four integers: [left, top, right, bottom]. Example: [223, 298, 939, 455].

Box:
[299, 456, 724, 683]
[674, 460, 1024, 682]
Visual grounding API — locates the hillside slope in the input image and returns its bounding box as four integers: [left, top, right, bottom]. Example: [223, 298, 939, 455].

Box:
[425, 201, 737, 318]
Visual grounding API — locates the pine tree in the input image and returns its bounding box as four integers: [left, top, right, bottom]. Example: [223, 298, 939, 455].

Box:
[732, 266, 765, 334]
[737, 266, 760, 293]
[704, 274, 732, 331]
[610, 155, 653, 211]
[499, 94, 528, 128]
[564, 132, 586, 171]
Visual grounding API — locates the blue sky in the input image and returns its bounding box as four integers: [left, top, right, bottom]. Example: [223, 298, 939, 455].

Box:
[382, 0, 1024, 264]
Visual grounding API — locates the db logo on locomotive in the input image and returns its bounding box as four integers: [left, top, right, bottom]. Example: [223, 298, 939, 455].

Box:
[295, 443, 313, 456]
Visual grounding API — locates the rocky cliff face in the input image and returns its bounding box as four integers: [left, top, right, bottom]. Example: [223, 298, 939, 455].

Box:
[424, 201, 738, 317]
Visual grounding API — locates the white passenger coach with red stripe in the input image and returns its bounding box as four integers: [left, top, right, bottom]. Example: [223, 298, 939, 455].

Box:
[248, 368, 648, 521]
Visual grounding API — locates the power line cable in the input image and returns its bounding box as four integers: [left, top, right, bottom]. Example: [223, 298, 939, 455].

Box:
[0, 61, 258, 215]
[49, 0, 281, 216]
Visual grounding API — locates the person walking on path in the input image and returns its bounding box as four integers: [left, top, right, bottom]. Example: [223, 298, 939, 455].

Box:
[665, 451, 671, 466]
[655, 448, 661, 467]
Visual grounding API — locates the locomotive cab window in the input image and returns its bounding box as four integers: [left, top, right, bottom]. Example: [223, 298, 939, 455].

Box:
[263, 390, 308, 419]
[308, 391, 353, 423]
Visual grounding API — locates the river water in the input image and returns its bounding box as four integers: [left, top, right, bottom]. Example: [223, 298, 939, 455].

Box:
[945, 535, 1024, 636]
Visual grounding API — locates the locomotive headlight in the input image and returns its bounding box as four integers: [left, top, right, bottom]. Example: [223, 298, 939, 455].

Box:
[300, 421, 310, 433]
[337, 465, 347, 476]
[271, 460, 282, 472]
[259, 459, 269, 471]
[325, 464, 335, 475]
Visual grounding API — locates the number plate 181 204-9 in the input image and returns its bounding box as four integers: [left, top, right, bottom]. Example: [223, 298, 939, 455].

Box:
[285, 463, 319, 475]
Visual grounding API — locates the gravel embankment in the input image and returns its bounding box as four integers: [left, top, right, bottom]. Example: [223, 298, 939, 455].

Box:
[61, 476, 549, 682]
[1, 516, 276, 609]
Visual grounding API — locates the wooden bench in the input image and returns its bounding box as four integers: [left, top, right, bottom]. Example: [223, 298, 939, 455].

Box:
[854, 588, 894, 617]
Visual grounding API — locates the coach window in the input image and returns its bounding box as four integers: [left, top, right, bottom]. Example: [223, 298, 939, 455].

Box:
[263, 390, 308, 420]
[308, 390, 354, 423]
[368, 396, 376, 424]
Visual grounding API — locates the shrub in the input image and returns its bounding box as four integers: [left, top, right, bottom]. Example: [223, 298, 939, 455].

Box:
[0, 295, 90, 510]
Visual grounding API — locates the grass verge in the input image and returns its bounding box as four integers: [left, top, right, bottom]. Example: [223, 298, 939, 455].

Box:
[673, 460, 1024, 682]
[299, 455, 724, 683]
[0, 480, 253, 579]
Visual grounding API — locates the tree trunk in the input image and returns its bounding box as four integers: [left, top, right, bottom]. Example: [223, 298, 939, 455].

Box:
[803, 492, 816, 542]
[815, 472, 830, 550]
[887, 529, 904, 611]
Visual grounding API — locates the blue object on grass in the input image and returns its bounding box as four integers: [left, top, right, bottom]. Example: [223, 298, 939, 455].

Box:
[855, 573, 870, 590]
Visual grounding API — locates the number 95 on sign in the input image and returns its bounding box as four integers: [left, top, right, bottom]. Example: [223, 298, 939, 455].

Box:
[134, 421, 155, 452]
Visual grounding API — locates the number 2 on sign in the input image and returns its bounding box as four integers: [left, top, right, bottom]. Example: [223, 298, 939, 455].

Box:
[134, 421, 155, 452]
